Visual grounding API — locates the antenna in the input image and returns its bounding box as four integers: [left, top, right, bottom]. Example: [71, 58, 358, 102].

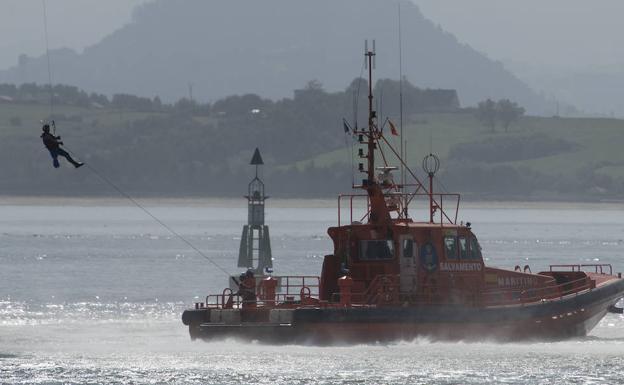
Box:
[372, 39, 376, 69]
[398, 2, 406, 215]
[352, 88, 357, 130]
[430, 127, 433, 154]
[364, 40, 377, 185]
[365, 39, 376, 69]
[379, 87, 383, 124]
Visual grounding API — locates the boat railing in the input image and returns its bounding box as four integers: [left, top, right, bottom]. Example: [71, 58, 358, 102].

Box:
[203, 273, 596, 309]
[338, 191, 460, 226]
[349, 273, 594, 307]
[549, 264, 613, 275]
[203, 275, 320, 309]
[270, 276, 320, 305]
[482, 275, 594, 306]
[205, 289, 234, 309]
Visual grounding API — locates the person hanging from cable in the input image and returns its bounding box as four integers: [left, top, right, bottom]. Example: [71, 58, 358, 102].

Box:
[40, 122, 84, 169]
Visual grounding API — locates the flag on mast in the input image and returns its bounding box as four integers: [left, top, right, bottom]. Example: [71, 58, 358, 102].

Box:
[388, 119, 399, 136]
[343, 118, 352, 133]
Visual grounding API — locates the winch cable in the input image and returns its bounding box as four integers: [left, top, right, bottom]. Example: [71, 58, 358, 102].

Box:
[64, 146, 233, 277]
[41, 0, 55, 132]
[39, 2, 231, 278]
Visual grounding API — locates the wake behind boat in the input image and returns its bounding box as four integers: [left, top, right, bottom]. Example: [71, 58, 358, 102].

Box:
[182, 45, 624, 344]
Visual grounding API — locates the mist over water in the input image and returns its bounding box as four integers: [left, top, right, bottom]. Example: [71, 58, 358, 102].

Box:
[1, 201, 623, 384]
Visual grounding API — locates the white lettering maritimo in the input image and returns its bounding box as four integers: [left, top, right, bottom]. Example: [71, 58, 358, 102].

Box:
[497, 276, 538, 288]
[439, 262, 482, 272]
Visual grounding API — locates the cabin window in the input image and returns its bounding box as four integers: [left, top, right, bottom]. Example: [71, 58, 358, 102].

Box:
[359, 240, 394, 261]
[470, 237, 482, 259]
[444, 236, 458, 259]
[458, 237, 469, 259]
[401, 239, 417, 258]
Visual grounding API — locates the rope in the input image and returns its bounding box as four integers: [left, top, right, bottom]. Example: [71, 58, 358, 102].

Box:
[42, 0, 54, 126]
[64, 147, 232, 277]
[40, 2, 231, 278]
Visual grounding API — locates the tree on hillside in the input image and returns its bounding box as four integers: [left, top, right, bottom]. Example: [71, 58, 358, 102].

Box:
[476, 99, 497, 132]
[112, 93, 158, 111]
[212, 94, 270, 116]
[304, 79, 324, 92]
[497, 99, 525, 132]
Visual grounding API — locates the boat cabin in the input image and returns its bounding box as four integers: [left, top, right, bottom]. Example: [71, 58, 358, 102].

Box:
[321, 221, 485, 304]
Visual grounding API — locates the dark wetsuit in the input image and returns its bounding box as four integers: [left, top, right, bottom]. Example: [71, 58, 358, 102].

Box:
[237, 276, 257, 309]
[41, 132, 82, 168]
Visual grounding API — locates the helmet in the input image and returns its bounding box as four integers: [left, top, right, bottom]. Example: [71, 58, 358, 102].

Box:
[245, 269, 255, 277]
[42, 124, 50, 131]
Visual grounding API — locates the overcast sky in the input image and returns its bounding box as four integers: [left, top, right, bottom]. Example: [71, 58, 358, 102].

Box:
[414, 0, 624, 72]
[1, 0, 622, 73]
[0, 0, 148, 69]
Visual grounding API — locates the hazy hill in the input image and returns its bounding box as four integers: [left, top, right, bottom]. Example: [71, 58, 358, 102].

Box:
[0, 0, 546, 113]
[534, 69, 624, 117]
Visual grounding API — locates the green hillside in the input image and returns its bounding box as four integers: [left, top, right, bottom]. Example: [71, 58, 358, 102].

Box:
[2, 86, 624, 200]
[292, 112, 624, 199]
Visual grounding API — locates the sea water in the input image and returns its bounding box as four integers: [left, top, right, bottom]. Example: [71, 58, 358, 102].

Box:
[0, 200, 623, 385]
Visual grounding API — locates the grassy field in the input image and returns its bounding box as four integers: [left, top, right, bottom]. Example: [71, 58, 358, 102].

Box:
[0, 102, 161, 138]
[291, 112, 624, 184]
[4, 101, 624, 177]
[3, 100, 624, 198]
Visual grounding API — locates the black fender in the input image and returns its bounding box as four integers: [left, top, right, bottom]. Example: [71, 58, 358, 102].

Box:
[182, 309, 210, 325]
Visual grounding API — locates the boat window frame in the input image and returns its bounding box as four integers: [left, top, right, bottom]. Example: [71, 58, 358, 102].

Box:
[443, 236, 458, 260]
[469, 237, 482, 260]
[458, 236, 469, 259]
[358, 239, 395, 261]
[401, 238, 418, 259]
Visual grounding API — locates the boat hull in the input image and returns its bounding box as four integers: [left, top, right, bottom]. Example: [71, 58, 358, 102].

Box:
[185, 279, 624, 344]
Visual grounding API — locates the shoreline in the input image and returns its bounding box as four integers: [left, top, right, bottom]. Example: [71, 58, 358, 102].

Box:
[1, 195, 623, 210]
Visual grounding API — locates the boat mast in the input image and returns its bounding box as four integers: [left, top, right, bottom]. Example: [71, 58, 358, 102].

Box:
[358, 41, 392, 226]
[365, 40, 376, 185]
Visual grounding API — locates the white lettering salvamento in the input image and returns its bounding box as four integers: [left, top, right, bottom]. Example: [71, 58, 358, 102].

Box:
[439, 262, 482, 272]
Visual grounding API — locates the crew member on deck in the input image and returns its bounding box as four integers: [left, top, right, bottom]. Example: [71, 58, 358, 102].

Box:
[237, 269, 257, 309]
[40, 124, 84, 169]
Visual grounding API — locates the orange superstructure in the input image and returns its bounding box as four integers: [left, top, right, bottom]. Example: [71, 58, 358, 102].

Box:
[182, 46, 624, 344]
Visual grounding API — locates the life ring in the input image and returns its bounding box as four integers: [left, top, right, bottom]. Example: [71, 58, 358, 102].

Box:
[300, 286, 311, 301]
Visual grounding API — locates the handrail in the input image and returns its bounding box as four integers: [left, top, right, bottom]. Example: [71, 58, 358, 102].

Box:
[338, 193, 368, 226]
[481, 277, 557, 297]
[203, 271, 599, 309]
[202, 275, 321, 309]
[279, 276, 320, 297]
[338, 192, 460, 226]
[357, 274, 594, 307]
[550, 264, 581, 272]
[550, 264, 613, 275]
[482, 275, 593, 305]
[581, 264, 612, 275]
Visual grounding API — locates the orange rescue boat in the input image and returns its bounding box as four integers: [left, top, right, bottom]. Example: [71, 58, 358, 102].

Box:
[182, 46, 624, 344]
